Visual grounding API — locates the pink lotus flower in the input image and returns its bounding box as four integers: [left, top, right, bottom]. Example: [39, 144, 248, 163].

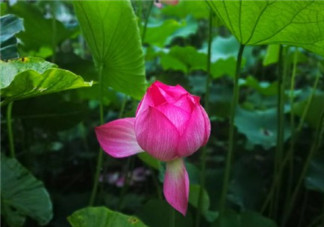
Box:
[95, 81, 210, 215]
[154, 0, 179, 8]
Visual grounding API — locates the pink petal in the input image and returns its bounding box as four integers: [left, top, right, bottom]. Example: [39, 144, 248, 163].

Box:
[155, 103, 191, 134]
[135, 106, 180, 161]
[153, 81, 188, 103]
[95, 118, 143, 158]
[200, 106, 211, 145]
[164, 158, 189, 216]
[176, 105, 210, 157]
[172, 94, 194, 113]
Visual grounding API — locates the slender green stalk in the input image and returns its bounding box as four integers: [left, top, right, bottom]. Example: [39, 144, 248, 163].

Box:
[89, 64, 105, 206]
[195, 9, 213, 227]
[272, 46, 286, 219]
[118, 156, 134, 210]
[297, 191, 308, 227]
[286, 50, 298, 206]
[51, 7, 57, 63]
[169, 206, 175, 227]
[142, 0, 154, 42]
[150, 167, 163, 200]
[261, 62, 322, 213]
[296, 65, 321, 133]
[219, 44, 245, 215]
[282, 111, 324, 226]
[7, 102, 15, 158]
[118, 96, 127, 119]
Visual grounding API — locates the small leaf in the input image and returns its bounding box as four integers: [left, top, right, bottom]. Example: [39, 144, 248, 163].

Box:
[68, 206, 147, 227]
[160, 46, 207, 73]
[74, 0, 146, 100]
[235, 107, 291, 149]
[263, 45, 280, 66]
[1, 156, 53, 226]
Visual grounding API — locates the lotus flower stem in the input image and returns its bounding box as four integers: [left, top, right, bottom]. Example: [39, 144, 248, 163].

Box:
[219, 44, 245, 215]
[6, 101, 15, 158]
[89, 63, 105, 206]
[196, 8, 213, 227]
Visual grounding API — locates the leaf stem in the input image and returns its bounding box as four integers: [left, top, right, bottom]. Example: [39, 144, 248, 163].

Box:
[219, 44, 245, 215]
[89, 63, 105, 206]
[272, 46, 286, 219]
[196, 9, 213, 227]
[7, 102, 15, 158]
[282, 110, 324, 226]
[142, 0, 154, 42]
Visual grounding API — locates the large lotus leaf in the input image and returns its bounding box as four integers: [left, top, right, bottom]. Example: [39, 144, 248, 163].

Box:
[7, 2, 76, 57]
[68, 207, 147, 227]
[1, 156, 53, 227]
[305, 154, 324, 193]
[74, 0, 146, 100]
[0, 14, 24, 59]
[235, 107, 291, 150]
[208, 0, 324, 56]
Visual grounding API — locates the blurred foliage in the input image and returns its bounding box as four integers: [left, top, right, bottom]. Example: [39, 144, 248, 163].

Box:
[1, 0, 323, 227]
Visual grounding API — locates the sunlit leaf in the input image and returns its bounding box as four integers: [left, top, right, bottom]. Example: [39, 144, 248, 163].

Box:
[1, 156, 53, 227]
[0, 57, 55, 89]
[263, 45, 280, 66]
[68, 206, 147, 227]
[0, 57, 93, 103]
[209, 0, 324, 56]
[74, 0, 146, 100]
